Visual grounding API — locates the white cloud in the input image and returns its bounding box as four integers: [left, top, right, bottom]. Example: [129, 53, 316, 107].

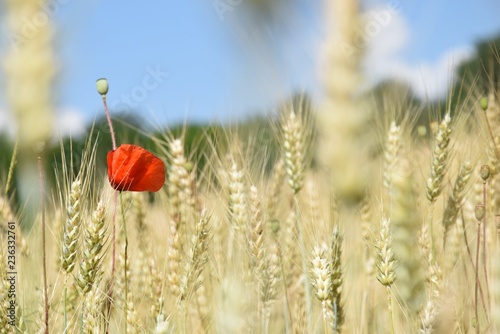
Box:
[55, 107, 86, 139]
[363, 7, 475, 100]
[363, 7, 409, 62]
[0, 107, 87, 141]
[388, 47, 474, 99]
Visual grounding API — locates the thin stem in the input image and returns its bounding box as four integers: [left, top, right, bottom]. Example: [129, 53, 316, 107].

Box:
[103, 91, 118, 334]
[38, 155, 49, 334]
[80, 302, 84, 333]
[387, 286, 395, 334]
[322, 302, 329, 334]
[5, 138, 18, 196]
[482, 181, 491, 315]
[283, 298, 291, 334]
[293, 195, 312, 333]
[102, 96, 116, 150]
[119, 193, 128, 334]
[428, 203, 435, 256]
[360, 248, 374, 333]
[462, 210, 488, 317]
[263, 305, 270, 334]
[475, 222, 481, 333]
[182, 300, 188, 334]
[333, 300, 339, 334]
[63, 275, 67, 334]
[258, 298, 263, 334]
[227, 227, 235, 265]
[483, 110, 500, 162]
[278, 250, 292, 333]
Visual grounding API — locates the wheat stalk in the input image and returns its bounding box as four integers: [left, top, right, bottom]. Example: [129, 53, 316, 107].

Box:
[392, 162, 426, 318]
[317, 0, 370, 203]
[375, 217, 397, 334]
[167, 217, 182, 297]
[267, 158, 285, 221]
[426, 113, 452, 203]
[384, 121, 402, 193]
[228, 162, 248, 230]
[311, 243, 333, 334]
[3, 0, 54, 149]
[61, 179, 82, 274]
[443, 161, 472, 248]
[282, 110, 305, 194]
[169, 138, 196, 230]
[76, 200, 107, 294]
[375, 217, 397, 287]
[329, 227, 345, 333]
[179, 212, 210, 303]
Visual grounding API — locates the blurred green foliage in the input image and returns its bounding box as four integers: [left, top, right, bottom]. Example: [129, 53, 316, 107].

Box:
[0, 134, 15, 189]
[456, 36, 500, 94]
[442, 35, 500, 118]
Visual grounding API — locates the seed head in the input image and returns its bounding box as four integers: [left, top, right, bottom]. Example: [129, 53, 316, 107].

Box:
[480, 165, 490, 181]
[475, 204, 485, 222]
[96, 78, 109, 96]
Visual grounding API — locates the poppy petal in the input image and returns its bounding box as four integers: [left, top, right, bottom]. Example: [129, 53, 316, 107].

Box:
[107, 144, 165, 192]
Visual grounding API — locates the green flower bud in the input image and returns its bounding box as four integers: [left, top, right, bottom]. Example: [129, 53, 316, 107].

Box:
[417, 125, 427, 137]
[480, 97, 488, 111]
[270, 219, 280, 234]
[96, 78, 109, 96]
[184, 161, 194, 172]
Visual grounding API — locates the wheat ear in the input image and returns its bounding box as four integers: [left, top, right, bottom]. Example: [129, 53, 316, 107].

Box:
[392, 163, 425, 316]
[179, 211, 210, 302]
[443, 161, 472, 248]
[249, 185, 279, 333]
[384, 121, 402, 193]
[61, 179, 82, 274]
[281, 108, 313, 331]
[375, 217, 397, 334]
[76, 201, 107, 294]
[169, 138, 196, 233]
[311, 243, 333, 334]
[426, 113, 452, 203]
[282, 110, 305, 194]
[329, 227, 345, 333]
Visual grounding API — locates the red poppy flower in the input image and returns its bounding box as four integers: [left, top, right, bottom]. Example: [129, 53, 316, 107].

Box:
[107, 144, 165, 192]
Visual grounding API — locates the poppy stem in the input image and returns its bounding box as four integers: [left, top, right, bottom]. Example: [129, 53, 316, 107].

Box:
[102, 92, 117, 334]
[102, 95, 117, 151]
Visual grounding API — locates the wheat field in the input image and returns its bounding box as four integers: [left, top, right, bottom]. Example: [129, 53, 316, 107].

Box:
[2, 0, 500, 333]
[1, 87, 500, 333]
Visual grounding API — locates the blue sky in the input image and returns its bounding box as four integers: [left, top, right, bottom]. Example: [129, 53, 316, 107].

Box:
[398, 0, 500, 63]
[1, 0, 500, 137]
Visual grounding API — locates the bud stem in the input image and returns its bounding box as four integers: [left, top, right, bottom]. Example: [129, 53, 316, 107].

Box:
[102, 96, 117, 150]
